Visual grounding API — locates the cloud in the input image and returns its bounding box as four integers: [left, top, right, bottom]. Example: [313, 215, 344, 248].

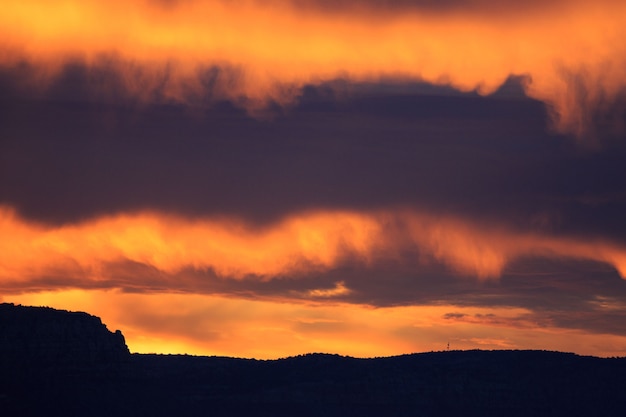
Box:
[2, 74, 625, 246]
[1, 0, 625, 138]
[1, 205, 625, 294]
[444, 312, 468, 320]
[307, 281, 352, 298]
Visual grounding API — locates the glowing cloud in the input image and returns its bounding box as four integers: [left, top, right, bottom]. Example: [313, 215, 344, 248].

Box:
[307, 281, 352, 298]
[1, 205, 625, 292]
[1, 0, 625, 137]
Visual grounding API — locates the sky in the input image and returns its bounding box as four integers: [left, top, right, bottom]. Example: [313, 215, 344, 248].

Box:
[1, 0, 626, 359]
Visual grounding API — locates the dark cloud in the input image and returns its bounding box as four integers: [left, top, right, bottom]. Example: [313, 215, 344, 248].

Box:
[1, 65, 625, 244]
[443, 313, 468, 319]
[270, 0, 583, 15]
[157, 0, 616, 14]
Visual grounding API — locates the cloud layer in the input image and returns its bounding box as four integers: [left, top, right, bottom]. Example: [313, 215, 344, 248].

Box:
[2, 0, 626, 138]
[1, 206, 624, 289]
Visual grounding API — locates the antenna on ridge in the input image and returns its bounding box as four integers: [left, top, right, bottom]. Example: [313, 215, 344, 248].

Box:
[447, 342, 450, 351]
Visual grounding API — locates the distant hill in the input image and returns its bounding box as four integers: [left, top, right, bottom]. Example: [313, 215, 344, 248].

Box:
[1, 303, 625, 416]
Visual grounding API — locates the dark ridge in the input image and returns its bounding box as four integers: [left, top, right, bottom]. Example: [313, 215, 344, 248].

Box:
[1, 304, 626, 416]
[0, 303, 129, 366]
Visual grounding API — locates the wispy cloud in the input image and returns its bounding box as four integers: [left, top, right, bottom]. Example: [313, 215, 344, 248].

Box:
[2, 205, 624, 292]
[2, 0, 625, 138]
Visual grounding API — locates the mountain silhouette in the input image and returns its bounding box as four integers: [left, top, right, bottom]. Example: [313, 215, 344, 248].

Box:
[0, 303, 129, 366]
[1, 303, 625, 416]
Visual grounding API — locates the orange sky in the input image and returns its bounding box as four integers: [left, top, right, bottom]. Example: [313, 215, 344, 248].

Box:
[1, 0, 625, 138]
[5, 289, 626, 359]
[2, 205, 626, 357]
[2, 0, 626, 359]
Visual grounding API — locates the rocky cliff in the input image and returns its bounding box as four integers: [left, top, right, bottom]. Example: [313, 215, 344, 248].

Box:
[0, 303, 129, 366]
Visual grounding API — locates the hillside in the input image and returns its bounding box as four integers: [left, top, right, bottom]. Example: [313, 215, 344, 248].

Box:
[1, 303, 625, 416]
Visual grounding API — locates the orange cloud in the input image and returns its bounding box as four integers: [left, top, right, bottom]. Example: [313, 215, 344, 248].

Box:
[307, 281, 351, 298]
[1, 205, 625, 291]
[0, 206, 380, 284]
[6, 289, 626, 358]
[1, 0, 625, 137]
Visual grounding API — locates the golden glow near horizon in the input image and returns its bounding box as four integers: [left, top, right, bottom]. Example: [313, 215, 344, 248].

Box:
[4, 289, 626, 359]
[1, 0, 625, 137]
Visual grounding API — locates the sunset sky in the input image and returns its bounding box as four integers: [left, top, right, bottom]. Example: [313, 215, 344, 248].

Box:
[1, 0, 626, 359]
